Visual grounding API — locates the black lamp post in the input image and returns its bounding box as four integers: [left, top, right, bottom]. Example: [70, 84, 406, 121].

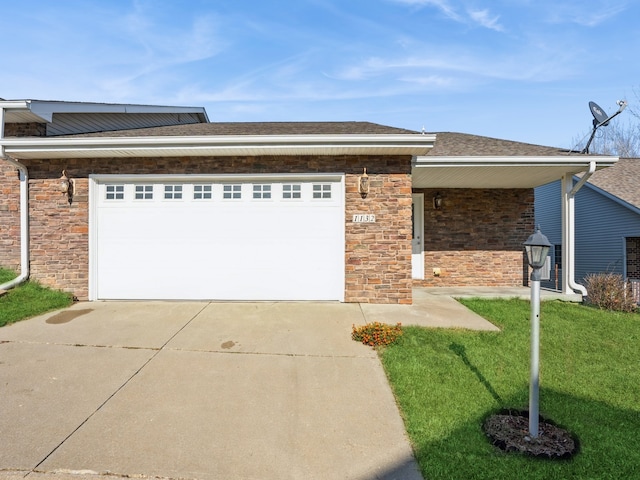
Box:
[523, 225, 551, 438]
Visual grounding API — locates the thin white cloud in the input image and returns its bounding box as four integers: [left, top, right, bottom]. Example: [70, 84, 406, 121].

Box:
[120, 5, 225, 68]
[330, 45, 579, 86]
[390, 0, 462, 21]
[390, 0, 504, 31]
[546, 1, 628, 27]
[468, 9, 504, 32]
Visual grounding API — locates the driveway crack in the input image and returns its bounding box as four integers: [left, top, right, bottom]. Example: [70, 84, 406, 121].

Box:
[29, 303, 211, 473]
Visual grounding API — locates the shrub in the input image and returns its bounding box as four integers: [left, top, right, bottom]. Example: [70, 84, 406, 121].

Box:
[352, 322, 403, 347]
[584, 272, 638, 312]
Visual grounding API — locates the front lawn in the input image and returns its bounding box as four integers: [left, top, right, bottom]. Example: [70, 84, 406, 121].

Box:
[381, 299, 640, 480]
[0, 268, 74, 327]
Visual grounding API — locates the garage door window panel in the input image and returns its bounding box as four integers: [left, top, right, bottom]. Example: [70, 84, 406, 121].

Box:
[135, 185, 153, 200]
[313, 184, 332, 199]
[253, 184, 272, 200]
[105, 184, 125, 201]
[283, 184, 302, 200]
[223, 184, 242, 200]
[194, 184, 213, 200]
[164, 185, 183, 200]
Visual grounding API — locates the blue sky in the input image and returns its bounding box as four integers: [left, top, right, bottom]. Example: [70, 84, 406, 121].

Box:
[1, 0, 638, 148]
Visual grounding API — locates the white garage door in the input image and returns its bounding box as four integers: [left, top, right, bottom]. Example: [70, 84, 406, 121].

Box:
[90, 175, 345, 301]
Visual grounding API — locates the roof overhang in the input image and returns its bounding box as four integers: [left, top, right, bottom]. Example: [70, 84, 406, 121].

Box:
[1, 133, 437, 159]
[412, 155, 619, 188]
[1, 100, 209, 124]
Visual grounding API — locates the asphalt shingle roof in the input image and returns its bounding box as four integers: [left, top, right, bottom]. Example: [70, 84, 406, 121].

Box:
[67, 121, 419, 137]
[15, 119, 597, 159]
[585, 157, 640, 209]
[425, 132, 571, 156]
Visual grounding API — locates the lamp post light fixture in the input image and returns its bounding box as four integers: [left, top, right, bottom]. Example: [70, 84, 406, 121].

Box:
[523, 225, 551, 438]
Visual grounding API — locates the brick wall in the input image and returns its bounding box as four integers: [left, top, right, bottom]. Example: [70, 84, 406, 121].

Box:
[0, 123, 46, 273]
[0, 163, 21, 271]
[413, 188, 534, 286]
[22, 155, 413, 303]
[345, 172, 412, 304]
[5, 155, 536, 300]
[4, 122, 47, 137]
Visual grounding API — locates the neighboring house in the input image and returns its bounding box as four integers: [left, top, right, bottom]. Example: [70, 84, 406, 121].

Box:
[0, 99, 618, 304]
[536, 157, 640, 295]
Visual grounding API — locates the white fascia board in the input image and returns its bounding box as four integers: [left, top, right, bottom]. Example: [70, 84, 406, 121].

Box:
[1, 100, 208, 123]
[0, 100, 31, 109]
[2, 133, 436, 158]
[29, 101, 207, 120]
[413, 155, 618, 168]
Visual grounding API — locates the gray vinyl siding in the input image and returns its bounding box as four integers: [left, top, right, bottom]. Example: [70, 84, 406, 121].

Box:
[46, 112, 203, 136]
[536, 178, 640, 290]
[574, 184, 640, 281]
[535, 181, 562, 289]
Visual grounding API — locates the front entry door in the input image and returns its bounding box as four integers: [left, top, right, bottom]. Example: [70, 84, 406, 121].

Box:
[412, 194, 424, 279]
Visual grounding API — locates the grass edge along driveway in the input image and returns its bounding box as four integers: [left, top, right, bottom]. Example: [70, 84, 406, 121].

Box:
[381, 298, 640, 480]
[0, 268, 73, 327]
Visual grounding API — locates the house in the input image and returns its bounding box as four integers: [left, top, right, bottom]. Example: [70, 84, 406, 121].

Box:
[0, 99, 618, 304]
[536, 157, 640, 296]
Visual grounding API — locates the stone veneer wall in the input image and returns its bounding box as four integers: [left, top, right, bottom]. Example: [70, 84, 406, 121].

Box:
[0, 163, 21, 271]
[413, 188, 534, 287]
[1, 123, 47, 273]
[20, 155, 413, 304]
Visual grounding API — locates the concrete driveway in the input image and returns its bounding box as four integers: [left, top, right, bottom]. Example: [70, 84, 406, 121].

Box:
[0, 301, 436, 480]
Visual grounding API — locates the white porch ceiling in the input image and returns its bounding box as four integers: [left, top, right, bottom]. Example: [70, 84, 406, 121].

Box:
[412, 156, 618, 188]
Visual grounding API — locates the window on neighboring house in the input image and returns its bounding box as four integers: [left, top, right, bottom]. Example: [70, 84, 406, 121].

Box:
[135, 185, 153, 200]
[223, 184, 242, 199]
[554, 244, 562, 269]
[105, 184, 124, 200]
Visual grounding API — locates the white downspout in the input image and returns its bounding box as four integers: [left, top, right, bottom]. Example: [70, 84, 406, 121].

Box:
[0, 107, 30, 291]
[561, 161, 596, 296]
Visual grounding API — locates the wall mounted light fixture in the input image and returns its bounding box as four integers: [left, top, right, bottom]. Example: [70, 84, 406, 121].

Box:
[433, 192, 443, 210]
[59, 170, 74, 204]
[358, 168, 369, 199]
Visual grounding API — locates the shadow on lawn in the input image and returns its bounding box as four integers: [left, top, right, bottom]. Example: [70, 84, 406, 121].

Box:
[449, 343, 502, 404]
[412, 388, 640, 480]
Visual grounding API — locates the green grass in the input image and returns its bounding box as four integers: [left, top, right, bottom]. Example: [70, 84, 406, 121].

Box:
[0, 268, 74, 327]
[381, 298, 640, 480]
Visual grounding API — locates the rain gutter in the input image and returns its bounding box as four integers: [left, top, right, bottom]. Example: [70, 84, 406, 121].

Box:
[0, 106, 29, 291]
[563, 160, 597, 296]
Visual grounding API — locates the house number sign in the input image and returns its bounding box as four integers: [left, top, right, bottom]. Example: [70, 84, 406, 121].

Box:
[352, 214, 376, 223]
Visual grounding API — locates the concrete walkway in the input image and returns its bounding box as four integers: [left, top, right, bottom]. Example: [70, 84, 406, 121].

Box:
[0, 290, 544, 480]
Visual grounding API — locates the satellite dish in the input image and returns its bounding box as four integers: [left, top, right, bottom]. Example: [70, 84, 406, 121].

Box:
[589, 101, 610, 126]
[581, 99, 627, 154]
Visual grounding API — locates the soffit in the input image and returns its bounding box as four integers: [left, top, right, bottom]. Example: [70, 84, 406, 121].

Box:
[412, 157, 618, 188]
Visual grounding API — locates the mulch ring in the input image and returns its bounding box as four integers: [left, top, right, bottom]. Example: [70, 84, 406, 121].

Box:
[483, 409, 579, 459]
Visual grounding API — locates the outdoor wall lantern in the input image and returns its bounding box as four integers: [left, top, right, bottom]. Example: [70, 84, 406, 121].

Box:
[59, 170, 74, 204]
[433, 192, 443, 210]
[523, 225, 551, 438]
[358, 168, 369, 199]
